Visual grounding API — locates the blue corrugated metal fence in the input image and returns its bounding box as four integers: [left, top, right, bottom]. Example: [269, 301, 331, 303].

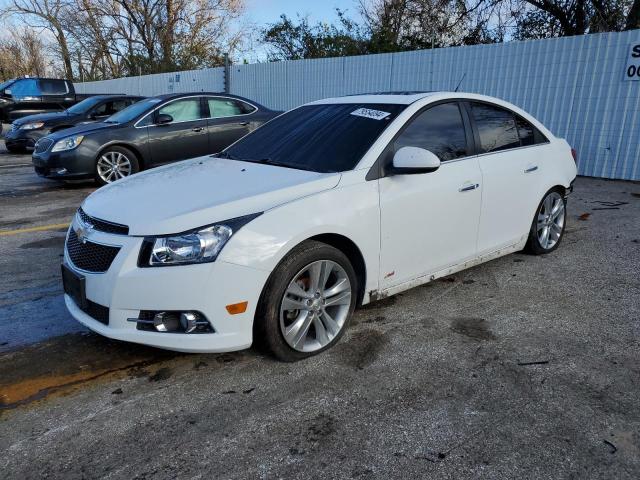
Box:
[76, 30, 640, 180]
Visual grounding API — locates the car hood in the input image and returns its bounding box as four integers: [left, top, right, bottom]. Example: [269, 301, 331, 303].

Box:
[46, 121, 118, 140]
[81, 157, 341, 236]
[15, 111, 77, 126]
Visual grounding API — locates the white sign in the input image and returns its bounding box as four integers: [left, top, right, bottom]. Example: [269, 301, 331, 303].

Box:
[624, 42, 640, 81]
[350, 108, 391, 120]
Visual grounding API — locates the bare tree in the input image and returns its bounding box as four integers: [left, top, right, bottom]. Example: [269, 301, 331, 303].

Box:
[5, 0, 74, 78]
[0, 28, 52, 79]
[625, 0, 640, 29]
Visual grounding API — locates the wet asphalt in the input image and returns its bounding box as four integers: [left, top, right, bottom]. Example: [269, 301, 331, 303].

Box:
[0, 132, 639, 479]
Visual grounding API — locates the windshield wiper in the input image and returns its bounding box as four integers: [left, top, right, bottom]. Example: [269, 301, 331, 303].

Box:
[253, 158, 315, 171]
[214, 151, 240, 160]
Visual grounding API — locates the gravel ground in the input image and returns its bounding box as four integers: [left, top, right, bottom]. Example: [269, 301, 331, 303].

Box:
[0, 140, 639, 479]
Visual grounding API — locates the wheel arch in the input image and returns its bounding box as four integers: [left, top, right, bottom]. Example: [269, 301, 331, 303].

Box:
[97, 143, 145, 169]
[254, 232, 369, 314]
[308, 233, 367, 307]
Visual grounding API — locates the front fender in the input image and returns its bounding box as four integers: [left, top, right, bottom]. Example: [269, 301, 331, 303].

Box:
[219, 169, 380, 300]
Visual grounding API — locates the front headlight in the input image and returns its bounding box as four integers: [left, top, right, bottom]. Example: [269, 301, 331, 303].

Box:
[139, 213, 261, 267]
[20, 122, 45, 130]
[51, 135, 84, 152]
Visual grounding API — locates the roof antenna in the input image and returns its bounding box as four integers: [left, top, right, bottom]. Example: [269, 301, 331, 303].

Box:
[454, 73, 466, 92]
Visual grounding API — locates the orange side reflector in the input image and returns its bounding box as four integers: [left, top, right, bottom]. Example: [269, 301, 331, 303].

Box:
[226, 301, 248, 315]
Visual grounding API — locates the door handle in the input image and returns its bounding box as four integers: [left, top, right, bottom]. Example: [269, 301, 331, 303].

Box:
[238, 121, 249, 126]
[524, 165, 538, 173]
[192, 127, 204, 133]
[459, 183, 480, 192]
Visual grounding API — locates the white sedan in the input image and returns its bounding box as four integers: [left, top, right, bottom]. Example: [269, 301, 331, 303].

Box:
[62, 92, 577, 361]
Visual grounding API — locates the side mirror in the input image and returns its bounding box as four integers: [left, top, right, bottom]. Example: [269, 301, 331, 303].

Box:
[157, 113, 173, 125]
[390, 146, 441, 174]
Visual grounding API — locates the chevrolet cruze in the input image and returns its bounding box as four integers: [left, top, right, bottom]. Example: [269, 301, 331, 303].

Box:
[62, 92, 577, 361]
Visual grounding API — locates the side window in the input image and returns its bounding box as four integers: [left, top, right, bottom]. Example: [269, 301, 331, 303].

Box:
[91, 102, 110, 117]
[9, 79, 41, 97]
[471, 102, 521, 153]
[158, 98, 202, 123]
[515, 115, 548, 146]
[38, 79, 69, 95]
[111, 100, 131, 114]
[394, 102, 468, 161]
[207, 98, 255, 118]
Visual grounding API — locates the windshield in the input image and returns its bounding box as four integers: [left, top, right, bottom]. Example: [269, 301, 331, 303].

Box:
[105, 97, 161, 124]
[224, 103, 405, 173]
[66, 96, 106, 114]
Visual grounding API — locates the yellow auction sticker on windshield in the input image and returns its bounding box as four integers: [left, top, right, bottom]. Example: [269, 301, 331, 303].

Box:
[350, 108, 391, 120]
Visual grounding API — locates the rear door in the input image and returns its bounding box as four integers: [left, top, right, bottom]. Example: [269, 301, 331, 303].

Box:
[204, 97, 257, 153]
[468, 101, 546, 254]
[378, 101, 482, 289]
[146, 96, 209, 166]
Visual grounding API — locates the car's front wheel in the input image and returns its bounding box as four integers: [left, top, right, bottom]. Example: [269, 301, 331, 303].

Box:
[525, 189, 566, 254]
[255, 240, 357, 361]
[95, 146, 139, 185]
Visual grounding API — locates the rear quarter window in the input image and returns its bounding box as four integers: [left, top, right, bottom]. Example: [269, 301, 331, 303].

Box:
[38, 79, 69, 95]
[515, 115, 548, 146]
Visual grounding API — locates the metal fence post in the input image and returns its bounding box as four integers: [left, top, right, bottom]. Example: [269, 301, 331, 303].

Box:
[224, 53, 230, 94]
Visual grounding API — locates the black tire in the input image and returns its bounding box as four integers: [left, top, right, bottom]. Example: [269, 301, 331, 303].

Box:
[95, 146, 140, 186]
[524, 188, 567, 255]
[254, 240, 358, 362]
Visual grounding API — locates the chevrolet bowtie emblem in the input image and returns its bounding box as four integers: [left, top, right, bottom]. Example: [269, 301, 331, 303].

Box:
[74, 217, 94, 244]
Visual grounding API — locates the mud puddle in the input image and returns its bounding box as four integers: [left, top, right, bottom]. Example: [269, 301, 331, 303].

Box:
[0, 333, 180, 413]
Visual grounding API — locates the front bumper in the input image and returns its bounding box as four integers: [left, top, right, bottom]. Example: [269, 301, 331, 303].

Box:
[63, 228, 270, 353]
[4, 128, 47, 151]
[32, 146, 95, 180]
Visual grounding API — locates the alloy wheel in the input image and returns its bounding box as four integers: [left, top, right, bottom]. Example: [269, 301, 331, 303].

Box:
[537, 191, 565, 250]
[279, 260, 352, 353]
[97, 151, 132, 183]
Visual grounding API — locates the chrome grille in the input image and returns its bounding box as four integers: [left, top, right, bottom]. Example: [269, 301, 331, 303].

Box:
[66, 229, 120, 273]
[34, 138, 54, 154]
[78, 208, 129, 235]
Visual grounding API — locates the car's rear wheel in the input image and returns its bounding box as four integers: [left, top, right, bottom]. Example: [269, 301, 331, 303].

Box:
[525, 189, 566, 254]
[255, 240, 357, 361]
[95, 146, 139, 185]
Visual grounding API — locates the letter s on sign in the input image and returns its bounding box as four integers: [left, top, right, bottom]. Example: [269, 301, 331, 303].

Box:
[633, 45, 640, 58]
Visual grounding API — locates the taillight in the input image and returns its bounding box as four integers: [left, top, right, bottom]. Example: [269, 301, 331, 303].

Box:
[571, 148, 578, 164]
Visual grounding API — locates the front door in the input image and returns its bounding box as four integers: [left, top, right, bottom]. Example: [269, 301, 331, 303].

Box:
[378, 102, 482, 289]
[205, 97, 254, 153]
[147, 97, 209, 166]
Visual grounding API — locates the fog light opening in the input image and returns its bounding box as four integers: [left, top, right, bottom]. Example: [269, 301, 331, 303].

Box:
[130, 310, 214, 333]
[154, 312, 180, 332]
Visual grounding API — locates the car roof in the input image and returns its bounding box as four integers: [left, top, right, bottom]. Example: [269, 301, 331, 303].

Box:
[308, 91, 440, 105]
[87, 94, 145, 100]
[307, 91, 527, 106]
[153, 92, 254, 101]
